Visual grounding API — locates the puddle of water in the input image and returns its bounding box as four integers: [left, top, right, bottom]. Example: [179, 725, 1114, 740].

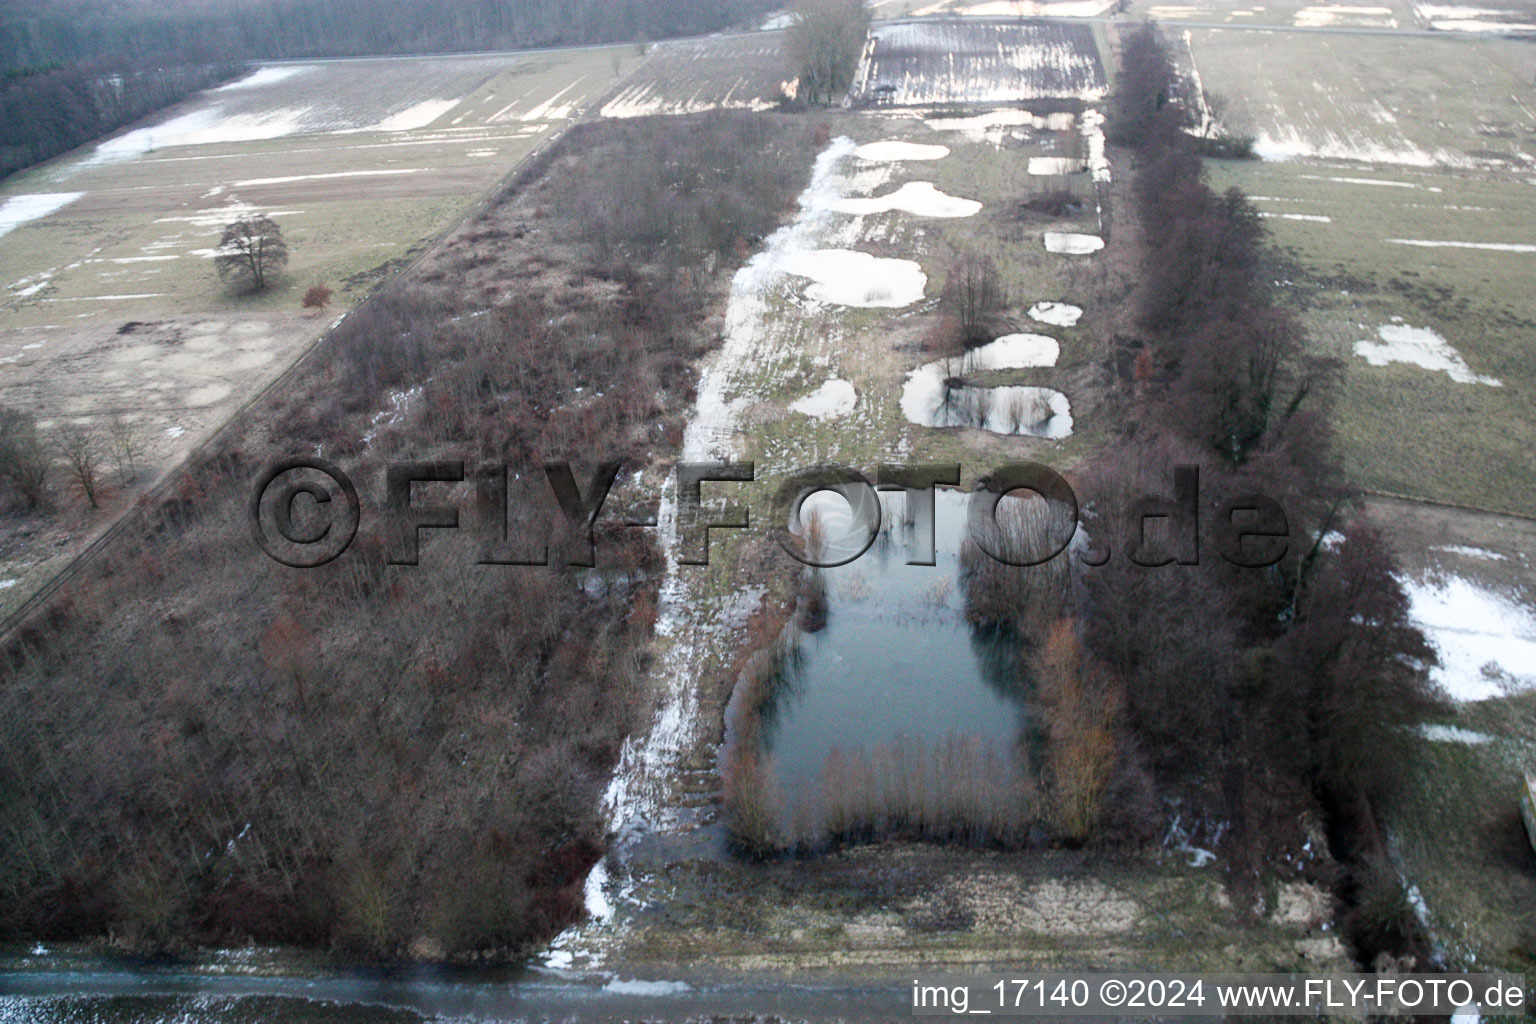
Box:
[900, 335, 1073, 438]
[759, 491, 1032, 814]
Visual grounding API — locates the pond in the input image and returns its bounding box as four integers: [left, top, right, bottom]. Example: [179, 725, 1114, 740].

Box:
[754, 489, 1035, 841]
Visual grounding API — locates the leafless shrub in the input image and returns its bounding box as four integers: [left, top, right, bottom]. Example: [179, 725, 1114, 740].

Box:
[56, 423, 102, 509]
[0, 407, 49, 509]
[944, 253, 1006, 347]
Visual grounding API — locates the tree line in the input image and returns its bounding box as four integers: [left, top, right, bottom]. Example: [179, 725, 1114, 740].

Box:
[0, 60, 236, 179]
[1, 0, 778, 70]
[1017, 22, 1438, 963]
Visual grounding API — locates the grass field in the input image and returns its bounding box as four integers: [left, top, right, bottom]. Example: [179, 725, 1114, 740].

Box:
[1128, 0, 1536, 31]
[1186, 28, 1536, 513]
[0, 44, 642, 615]
[1176, 21, 1536, 976]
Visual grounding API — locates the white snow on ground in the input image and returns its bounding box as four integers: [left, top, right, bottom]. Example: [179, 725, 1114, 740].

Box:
[549, 155, 887, 978]
[1432, 17, 1536, 29]
[1451, 1005, 1481, 1024]
[1029, 301, 1082, 326]
[790, 378, 858, 419]
[0, 193, 84, 238]
[761, 11, 796, 30]
[924, 109, 1071, 145]
[781, 249, 927, 306]
[1401, 574, 1536, 701]
[1295, 5, 1397, 27]
[600, 134, 887, 846]
[214, 66, 310, 91]
[232, 169, 421, 187]
[1434, 545, 1506, 560]
[1387, 238, 1536, 253]
[1302, 174, 1417, 188]
[912, 0, 1116, 15]
[830, 180, 981, 218]
[90, 106, 312, 163]
[1419, 724, 1494, 744]
[0, 580, 17, 591]
[372, 99, 458, 132]
[854, 140, 950, 162]
[1081, 107, 1110, 183]
[522, 80, 586, 121]
[1028, 156, 1082, 175]
[584, 860, 614, 921]
[1353, 324, 1501, 385]
[1044, 231, 1103, 254]
[603, 979, 694, 996]
[1260, 212, 1333, 222]
[1252, 125, 1470, 168]
[859, 22, 1106, 106]
[1417, 3, 1505, 14]
[977, 333, 1061, 368]
[599, 81, 780, 119]
[902, 333, 1073, 437]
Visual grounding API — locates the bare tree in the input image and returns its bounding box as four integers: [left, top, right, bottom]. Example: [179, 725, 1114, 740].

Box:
[106, 413, 145, 484]
[945, 253, 1005, 346]
[786, 0, 870, 105]
[0, 406, 49, 508]
[216, 215, 288, 292]
[57, 423, 102, 508]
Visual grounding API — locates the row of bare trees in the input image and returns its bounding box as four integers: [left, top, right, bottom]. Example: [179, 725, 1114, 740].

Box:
[0, 407, 146, 512]
[991, 26, 1441, 956]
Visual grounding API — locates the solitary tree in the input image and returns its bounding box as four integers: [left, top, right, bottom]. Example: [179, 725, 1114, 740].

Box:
[302, 283, 333, 310]
[786, 0, 870, 106]
[215, 215, 288, 292]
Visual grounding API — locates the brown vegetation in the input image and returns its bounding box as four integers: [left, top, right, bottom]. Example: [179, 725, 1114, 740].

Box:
[0, 112, 817, 956]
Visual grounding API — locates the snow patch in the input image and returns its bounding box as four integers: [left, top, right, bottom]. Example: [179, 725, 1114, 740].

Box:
[0, 193, 85, 238]
[1353, 324, 1501, 386]
[902, 333, 1072, 437]
[1387, 238, 1536, 253]
[232, 169, 421, 187]
[1419, 724, 1493, 744]
[1433, 545, 1506, 561]
[1402, 574, 1536, 701]
[603, 978, 694, 996]
[1028, 301, 1082, 326]
[373, 99, 458, 132]
[1260, 212, 1333, 223]
[584, 859, 614, 922]
[830, 181, 981, 218]
[1295, 5, 1397, 27]
[1043, 231, 1103, 254]
[790, 378, 858, 419]
[854, 140, 950, 162]
[214, 66, 309, 92]
[912, 0, 1116, 15]
[781, 249, 926, 307]
[90, 106, 311, 163]
[1028, 156, 1082, 175]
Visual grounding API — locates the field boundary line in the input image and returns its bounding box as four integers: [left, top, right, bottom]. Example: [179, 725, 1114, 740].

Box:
[1361, 488, 1536, 523]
